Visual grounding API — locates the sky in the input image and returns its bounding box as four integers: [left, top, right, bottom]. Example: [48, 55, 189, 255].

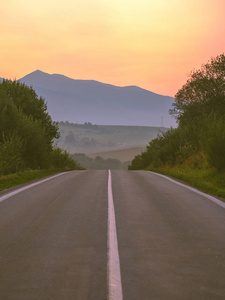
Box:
[1, 0, 225, 97]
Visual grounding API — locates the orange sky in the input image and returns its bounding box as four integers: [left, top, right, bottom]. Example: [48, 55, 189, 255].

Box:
[1, 0, 225, 96]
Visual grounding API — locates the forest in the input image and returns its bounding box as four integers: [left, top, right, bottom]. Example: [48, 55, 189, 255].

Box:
[0, 80, 82, 175]
[129, 54, 225, 174]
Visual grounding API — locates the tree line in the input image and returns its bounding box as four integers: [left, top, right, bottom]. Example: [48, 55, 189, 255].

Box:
[129, 54, 225, 172]
[0, 80, 83, 175]
[64, 131, 116, 148]
[72, 153, 129, 170]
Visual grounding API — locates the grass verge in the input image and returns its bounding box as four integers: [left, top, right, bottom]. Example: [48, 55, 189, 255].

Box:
[0, 169, 67, 192]
[148, 166, 225, 201]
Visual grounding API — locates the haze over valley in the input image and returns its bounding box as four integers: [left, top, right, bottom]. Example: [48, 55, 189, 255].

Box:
[56, 121, 166, 166]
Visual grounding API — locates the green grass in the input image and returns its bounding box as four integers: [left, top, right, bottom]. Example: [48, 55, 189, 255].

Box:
[148, 166, 225, 200]
[0, 169, 65, 191]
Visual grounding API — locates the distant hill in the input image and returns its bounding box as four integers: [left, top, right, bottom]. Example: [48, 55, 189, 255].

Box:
[18, 70, 176, 127]
[56, 122, 166, 162]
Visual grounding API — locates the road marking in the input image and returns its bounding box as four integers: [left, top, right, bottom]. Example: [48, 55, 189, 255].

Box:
[108, 170, 123, 300]
[0, 173, 67, 203]
[150, 171, 225, 209]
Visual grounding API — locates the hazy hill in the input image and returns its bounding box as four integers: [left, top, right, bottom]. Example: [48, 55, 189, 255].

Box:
[19, 70, 176, 127]
[56, 122, 166, 162]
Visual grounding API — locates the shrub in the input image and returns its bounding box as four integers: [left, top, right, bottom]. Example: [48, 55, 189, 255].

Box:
[202, 114, 225, 171]
[0, 134, 25, 175]
[50, 147, 83, 170]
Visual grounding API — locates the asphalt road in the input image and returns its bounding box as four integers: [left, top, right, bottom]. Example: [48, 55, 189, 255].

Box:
[0, 170, 225, 299]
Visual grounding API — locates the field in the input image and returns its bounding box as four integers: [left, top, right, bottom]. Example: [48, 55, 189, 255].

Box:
[88, 146, 145, 162]
[56, 122, 166, 162]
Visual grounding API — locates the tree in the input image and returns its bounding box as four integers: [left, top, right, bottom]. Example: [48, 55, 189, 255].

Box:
[0, 134, 25, 175]
[0, 80, 60, 172]
[0, 80, 59, 144]
[64, 131, 76, 145]
[129, 54, 225, 171]
[169, 54, 225, 171]
[50, 147, 84, 170]
[200, 113, 225, 171]
[170, 53, 225, 125]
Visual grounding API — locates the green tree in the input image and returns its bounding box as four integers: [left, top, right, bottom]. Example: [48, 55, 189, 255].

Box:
[0, 80, 61, 172]
[200, 113, 225, 171]
[50, 148, 84, 170]
[170, 53, 225, 125]
[0, 92, 51, 169]
[0, 80, 59, 144]
[0, 134, 25, 175]
[130, 54, 225, 171]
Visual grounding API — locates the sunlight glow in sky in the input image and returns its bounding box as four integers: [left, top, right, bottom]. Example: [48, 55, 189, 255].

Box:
[1, 0, 225, 96]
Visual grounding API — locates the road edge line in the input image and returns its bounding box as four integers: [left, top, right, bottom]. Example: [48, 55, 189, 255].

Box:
[149, 171, 225, 209]
[108, 170, 123, 300]
[0, 172, 67, 203]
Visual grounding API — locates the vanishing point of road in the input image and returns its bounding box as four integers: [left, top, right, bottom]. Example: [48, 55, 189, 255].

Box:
[0, 170, 225, 299]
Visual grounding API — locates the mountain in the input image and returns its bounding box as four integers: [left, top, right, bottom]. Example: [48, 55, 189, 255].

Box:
[18, 70, 176, 127]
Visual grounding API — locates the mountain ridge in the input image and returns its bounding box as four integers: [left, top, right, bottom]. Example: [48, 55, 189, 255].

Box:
[24, 70, 162, 93]
[17, 70, 176, 127]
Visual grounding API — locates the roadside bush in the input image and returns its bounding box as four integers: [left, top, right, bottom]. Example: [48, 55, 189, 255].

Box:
[50, 147, 84, 170]
[201, 114, 225, 171]
[128, 154, 146, 170]
[0, 134, 25, 175]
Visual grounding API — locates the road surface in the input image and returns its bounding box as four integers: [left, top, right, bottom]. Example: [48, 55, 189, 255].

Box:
[0, 170, 225, 299]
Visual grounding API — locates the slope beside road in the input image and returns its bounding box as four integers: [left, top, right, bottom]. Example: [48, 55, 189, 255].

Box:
[0, 170, 225, 299]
